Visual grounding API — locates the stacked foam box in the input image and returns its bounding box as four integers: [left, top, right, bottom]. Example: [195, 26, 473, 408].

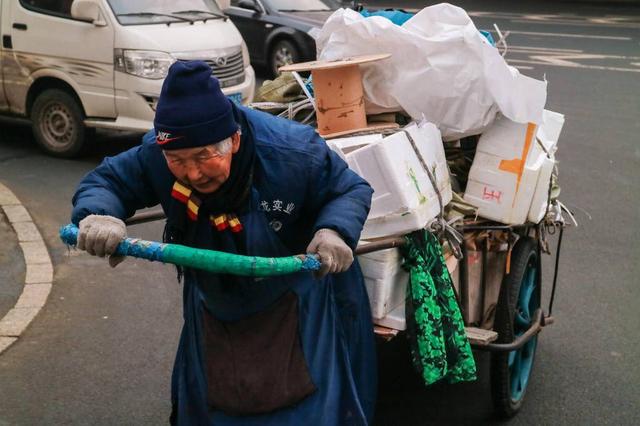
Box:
[343, 122, 452, 239]
[464, 110, 565, 225]
[357, 246, 408, 320]
[329, 122, 452, 328]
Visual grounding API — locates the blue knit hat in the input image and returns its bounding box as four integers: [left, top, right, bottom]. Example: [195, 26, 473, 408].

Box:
[154, 60, 238, 150]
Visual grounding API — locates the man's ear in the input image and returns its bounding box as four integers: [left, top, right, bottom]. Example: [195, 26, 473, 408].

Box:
[231, 131, 241, 154]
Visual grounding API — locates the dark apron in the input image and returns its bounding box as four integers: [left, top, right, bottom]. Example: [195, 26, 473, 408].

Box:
[202, 289, 316, 415]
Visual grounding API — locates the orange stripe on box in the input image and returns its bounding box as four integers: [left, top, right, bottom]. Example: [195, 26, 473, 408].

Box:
[498, 122, 537, 207]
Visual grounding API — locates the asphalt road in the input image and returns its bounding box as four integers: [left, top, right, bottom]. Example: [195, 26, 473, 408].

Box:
[0, 1, 639, 424]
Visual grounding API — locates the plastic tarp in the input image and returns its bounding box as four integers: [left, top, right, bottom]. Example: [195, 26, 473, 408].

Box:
[314, 4, 547, 140]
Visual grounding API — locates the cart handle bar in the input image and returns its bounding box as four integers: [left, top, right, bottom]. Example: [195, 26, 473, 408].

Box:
[125, 209, 406, 256]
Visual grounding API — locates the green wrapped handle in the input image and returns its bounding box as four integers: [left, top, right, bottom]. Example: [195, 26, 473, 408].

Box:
[59, 224, 321, 277]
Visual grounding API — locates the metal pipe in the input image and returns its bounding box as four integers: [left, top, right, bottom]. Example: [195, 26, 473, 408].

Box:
[472, 309, 549, 352]
[125, 210, 166, 226]
[124, 210, 408, 256]
[355, 237, 405, 255]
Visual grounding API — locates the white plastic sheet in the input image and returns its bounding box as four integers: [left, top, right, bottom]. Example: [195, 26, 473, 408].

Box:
[314, 4, 548, 140]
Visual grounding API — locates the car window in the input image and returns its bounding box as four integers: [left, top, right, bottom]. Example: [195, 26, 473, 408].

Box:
[270, 0, 341, 12]
[20, 0, 74, 17]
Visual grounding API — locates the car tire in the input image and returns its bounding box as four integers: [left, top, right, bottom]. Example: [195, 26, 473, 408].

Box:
[31, 89, 89, 158]
[269, 39, 300, 78]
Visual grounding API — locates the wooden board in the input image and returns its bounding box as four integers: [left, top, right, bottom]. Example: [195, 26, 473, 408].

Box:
[279, 53, 391, 72]
[465, 327, 498, 346]
[373, 325, 399, 341]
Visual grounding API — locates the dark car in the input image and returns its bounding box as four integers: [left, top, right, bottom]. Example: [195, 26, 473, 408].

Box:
[225, 0, 351, 77]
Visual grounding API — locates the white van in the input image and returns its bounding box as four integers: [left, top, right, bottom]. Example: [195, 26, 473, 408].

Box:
[0, 0, 255, 157]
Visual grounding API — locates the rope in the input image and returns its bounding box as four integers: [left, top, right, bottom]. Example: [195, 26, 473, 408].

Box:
[403, 130, 463, 259]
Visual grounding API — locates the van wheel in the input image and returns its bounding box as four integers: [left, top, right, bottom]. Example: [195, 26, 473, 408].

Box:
[31, 89, 88, 158]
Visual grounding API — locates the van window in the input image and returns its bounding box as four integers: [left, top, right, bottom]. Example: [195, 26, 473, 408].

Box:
[20, 0, 74, 17]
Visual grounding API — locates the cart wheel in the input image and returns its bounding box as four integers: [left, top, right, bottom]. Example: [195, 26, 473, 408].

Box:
[490, 237, 541, 419]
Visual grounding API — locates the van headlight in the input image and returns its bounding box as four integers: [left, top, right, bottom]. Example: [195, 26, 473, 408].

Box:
[114, 49, 175, 79]
[241, 41, 250, 68]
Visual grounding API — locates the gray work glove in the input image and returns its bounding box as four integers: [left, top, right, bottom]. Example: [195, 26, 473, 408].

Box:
[306, 229, 354, 279]
[77, 214, 126, 268]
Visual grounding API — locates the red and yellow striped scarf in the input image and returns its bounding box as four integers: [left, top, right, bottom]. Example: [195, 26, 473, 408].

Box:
[171, 181, 243, 233]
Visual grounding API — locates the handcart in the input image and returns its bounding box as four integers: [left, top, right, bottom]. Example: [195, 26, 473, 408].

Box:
[355, 216, 567, 419]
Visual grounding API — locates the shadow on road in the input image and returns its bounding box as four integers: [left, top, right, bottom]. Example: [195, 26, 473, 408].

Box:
[0, 117, 143, 163]
[375, 336, 499, 425]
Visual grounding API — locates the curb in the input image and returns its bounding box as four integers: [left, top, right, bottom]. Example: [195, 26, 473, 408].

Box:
[0, 182, 53, 355]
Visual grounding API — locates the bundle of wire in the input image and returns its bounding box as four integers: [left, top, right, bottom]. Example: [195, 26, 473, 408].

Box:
[59, 224, 321, 277]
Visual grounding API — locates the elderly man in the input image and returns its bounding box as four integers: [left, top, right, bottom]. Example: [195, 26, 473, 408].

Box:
[71, 60, 376, 425]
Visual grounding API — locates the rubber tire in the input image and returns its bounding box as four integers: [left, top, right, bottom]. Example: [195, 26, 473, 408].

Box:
[269, 39, 300, 78]
[31, 89, 88, 158]
[490, 237, 540, 419]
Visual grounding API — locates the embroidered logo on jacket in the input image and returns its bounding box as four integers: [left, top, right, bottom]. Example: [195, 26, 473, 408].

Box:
[259, 200, 295, 215]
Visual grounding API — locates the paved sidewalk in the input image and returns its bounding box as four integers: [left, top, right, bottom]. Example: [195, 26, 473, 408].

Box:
[0, 181, 53, 354]
[0, 206, 23, 319]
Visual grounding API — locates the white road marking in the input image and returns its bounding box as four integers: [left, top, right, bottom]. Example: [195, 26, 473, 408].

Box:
[507, 45, 584, 53]
[513, 51, 640, 62]
[470, 11, 640, 28]
[498, 30, 631, 41]
[470, 11, 639, 23]
[510, 19, 640, 29]
[508, 58, 640, 73]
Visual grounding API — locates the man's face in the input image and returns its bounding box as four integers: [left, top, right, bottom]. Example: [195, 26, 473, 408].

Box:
[163, 132, 241, 194]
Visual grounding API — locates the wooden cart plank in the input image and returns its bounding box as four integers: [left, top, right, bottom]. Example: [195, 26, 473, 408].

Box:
[465, 327, 498, 345]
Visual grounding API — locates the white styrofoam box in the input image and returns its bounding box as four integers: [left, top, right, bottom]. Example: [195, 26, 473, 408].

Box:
[373, 302, 406, 330]
[345, 122, 452, 239]
[358, 246, 408, 319]
[527, 155, 555, 223]
[327, 134, 384, 162]
[527, 110, 564, 223]
[537, 110, 565, 153]
[464, 110, 565, 225]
